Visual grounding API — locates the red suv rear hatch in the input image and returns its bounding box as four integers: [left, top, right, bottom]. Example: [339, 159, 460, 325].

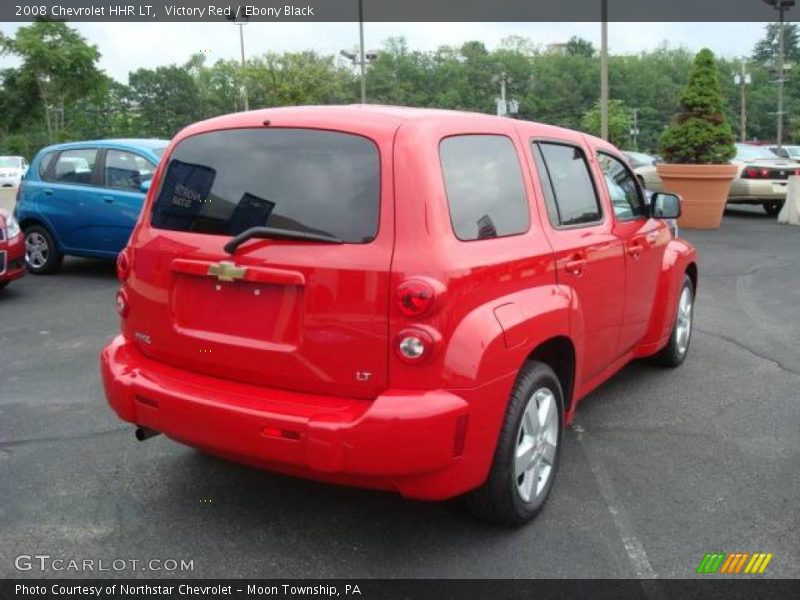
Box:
[123, 121, 396, 399]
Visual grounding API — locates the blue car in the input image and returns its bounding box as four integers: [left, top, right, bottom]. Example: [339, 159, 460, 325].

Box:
[16, 139, 168, 274]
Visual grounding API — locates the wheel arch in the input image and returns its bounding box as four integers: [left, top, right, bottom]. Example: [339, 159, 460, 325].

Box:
[524, 336, 577, 418]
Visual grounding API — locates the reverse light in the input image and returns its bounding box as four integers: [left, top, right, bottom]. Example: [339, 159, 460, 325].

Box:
[395, 328, 434, 363]
[115, 289, 129, 318]
[396, 279, 437, 317]
[116, 248, 131, 281]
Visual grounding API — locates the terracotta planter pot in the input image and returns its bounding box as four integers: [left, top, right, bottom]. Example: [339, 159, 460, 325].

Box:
[655, 163, 738, 229]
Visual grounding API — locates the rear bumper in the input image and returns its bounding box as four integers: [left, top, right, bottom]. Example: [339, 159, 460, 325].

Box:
[0, 233, 25, 282]
[728, 179, 787, 201]
[100, 336, 498, 500]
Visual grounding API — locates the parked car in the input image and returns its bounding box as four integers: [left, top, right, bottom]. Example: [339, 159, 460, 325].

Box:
[100, 106, 697, 525]
[636, 143, 796, 216]
[16, 139, 168, 274]
[769, 144, 800, 161]
[622, 150, 658, 169]
[0, 156, 29, 187]
[0, 208, 25, 289]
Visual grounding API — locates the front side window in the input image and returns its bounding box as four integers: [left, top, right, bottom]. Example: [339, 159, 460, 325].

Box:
[440, 135, 529, 241]
[597, 152, 646, 220]
[105, 150, 155, 191]
[533, 142, 602, 227]
[150, 128, 380, 243]
[53, 149, 98, 185]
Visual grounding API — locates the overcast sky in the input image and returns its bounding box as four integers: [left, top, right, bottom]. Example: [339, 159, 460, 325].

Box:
[0, 22, 772, 81]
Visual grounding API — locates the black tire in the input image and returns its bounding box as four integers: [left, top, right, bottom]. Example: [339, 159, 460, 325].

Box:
[652, 274, 694, 368]
[24, 225, 63, 274]
[466, 361, 564, 525]
[763, 200, 784, 216]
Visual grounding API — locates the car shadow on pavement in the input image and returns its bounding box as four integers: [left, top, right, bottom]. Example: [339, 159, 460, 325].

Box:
[57, 257, 117, 278]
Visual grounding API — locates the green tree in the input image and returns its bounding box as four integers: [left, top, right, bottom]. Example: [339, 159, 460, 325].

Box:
[0, 20, 102, 141]
[660, 48, 736, 164]
[566, 36, 595, 58]
[752, 23, 800, 65]
[581, 99, 631, 146]
[128, 65, 202, 138]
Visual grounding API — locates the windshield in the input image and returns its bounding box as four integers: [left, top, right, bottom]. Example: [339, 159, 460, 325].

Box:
[735, 144, 779, 160]
[150, 128, 380, 244]
[0, 157, 21, 168]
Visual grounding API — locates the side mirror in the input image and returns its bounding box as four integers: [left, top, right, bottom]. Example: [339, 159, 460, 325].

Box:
[140, 179, 152, 194]
[651, 192, 681, 219]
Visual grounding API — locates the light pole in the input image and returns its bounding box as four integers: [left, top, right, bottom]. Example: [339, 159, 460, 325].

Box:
[358, 0, 366, 104]
[340, 48, 377, 103]
[734, 60, 752, 142]
[630, 108, 640, 151]
[762, 0, 795, 148]
[600, 0, 609, 141]
[228, 13, 249, 111]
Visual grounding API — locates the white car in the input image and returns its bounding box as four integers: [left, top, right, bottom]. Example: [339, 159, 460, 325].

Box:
[635, 144, 797, 216]
[0, 156, 29, 188]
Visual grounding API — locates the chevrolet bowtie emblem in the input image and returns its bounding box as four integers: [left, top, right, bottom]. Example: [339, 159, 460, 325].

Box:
[207, 261, 246, 282]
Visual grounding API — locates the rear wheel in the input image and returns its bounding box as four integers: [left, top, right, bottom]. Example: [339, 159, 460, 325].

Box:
[466, 362, 563, 525]
[763, 200, 784, 216]
[652, 274, 694, 367]
[24, 225, 63, 274]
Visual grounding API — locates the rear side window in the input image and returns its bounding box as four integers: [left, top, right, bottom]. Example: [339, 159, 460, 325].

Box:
[533, 142, 602, 227]
[53, 149, 98, 186]
[38, 152, 56, 180]
[150, 128, 380, 243]
[440, 135, 529, 241]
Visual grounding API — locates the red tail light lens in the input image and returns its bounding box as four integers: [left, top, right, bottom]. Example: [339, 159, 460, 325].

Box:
[116, 248, 131, 282]
[396, 279, 436, 317]
[395, 328, 434, 363]
[115, 289, 129, 318]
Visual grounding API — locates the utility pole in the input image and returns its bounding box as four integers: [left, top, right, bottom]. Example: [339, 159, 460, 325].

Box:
[734, 61, 751, 142]
[358, 0, 366, 104]
[228, 13, 249, 111]
[630, 108, 640, 151]
[762, 0, 795, 148]
[600, 0, 609, 141]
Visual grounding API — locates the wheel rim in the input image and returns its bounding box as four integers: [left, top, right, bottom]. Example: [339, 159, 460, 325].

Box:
[675, 285, 693, 356]
[514, 387, 559, 503]
[25, 232, 49, 269]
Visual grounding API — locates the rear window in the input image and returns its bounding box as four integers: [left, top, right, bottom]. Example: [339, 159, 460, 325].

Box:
[150, 128, 380, 243]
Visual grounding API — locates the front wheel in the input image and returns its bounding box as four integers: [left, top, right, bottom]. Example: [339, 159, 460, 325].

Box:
[24, 225, 63, 274]
[763, 200, 784, 216]
[466, 362, 564, 525]
[652, 274, 694, 367]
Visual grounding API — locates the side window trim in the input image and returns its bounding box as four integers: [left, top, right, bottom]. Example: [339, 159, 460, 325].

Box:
[596, 150, 647, 222]
[531, 138, 605, 230]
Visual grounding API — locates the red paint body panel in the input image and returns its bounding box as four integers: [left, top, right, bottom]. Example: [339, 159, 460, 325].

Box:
[0, 212, 25, 284]
[100, 105, 698, 500]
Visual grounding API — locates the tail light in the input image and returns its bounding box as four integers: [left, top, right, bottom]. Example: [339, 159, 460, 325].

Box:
[115, 289, 129, 318]
[395, 328, 434, 363]
[744, 167, 774, 179]
[116, 248, 131, 281]
[396, 279, 436, 317]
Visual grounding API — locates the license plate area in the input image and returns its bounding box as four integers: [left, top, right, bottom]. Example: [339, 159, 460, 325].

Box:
[171, 274, 303, 345]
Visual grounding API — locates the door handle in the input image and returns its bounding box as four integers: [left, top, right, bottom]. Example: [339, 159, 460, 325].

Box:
[43, 189, 53, 195]
[627, 243, 644, 259]
[564, 257, 587, 276]
[102, 196, 114, 204]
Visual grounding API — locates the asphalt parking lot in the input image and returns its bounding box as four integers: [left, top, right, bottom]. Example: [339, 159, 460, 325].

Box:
[1, 205, 798, 579]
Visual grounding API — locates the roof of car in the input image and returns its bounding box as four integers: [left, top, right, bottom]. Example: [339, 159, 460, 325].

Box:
[36, 139, 169, 155]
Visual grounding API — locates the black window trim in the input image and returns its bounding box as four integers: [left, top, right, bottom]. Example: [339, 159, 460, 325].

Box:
[438, 132, 531, 243]
[596, 149, 648, 223]
[101, 147, 157, 192]
[531, 138, 606, 231]
[46, 146, 103, 187]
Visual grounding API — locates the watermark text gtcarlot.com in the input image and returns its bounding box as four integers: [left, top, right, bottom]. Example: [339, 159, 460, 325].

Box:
[14, 554, 194, 572]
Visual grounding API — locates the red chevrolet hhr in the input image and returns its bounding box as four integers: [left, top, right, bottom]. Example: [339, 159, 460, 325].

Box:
[101, 106, 697, 524]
